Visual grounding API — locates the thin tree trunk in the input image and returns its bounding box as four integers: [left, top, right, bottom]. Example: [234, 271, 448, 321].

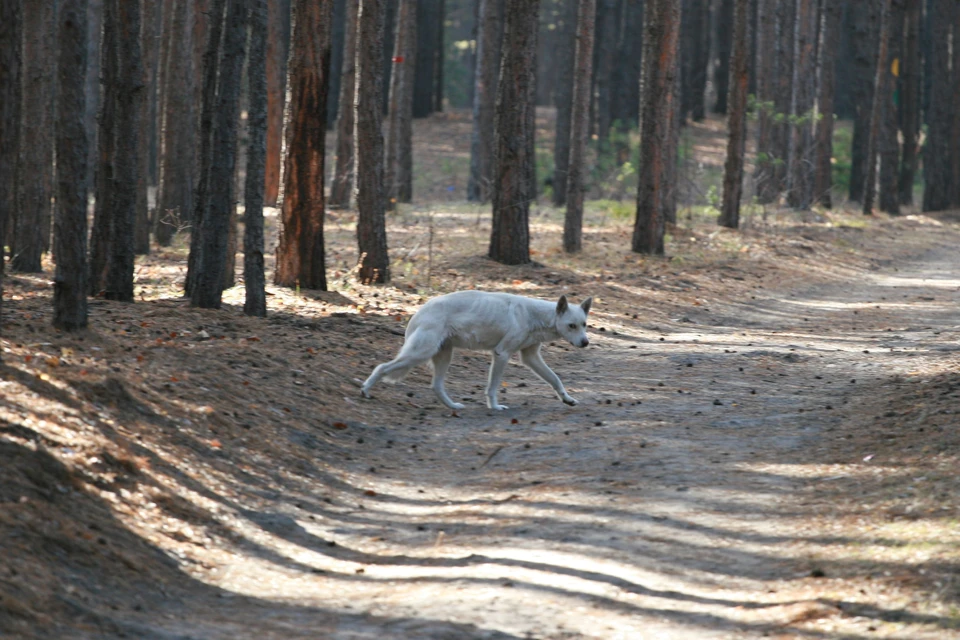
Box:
[84, 0, 103, 197]
[878, 0, 903, 214]
[470, 0, 505, 203]
[489, 0, 539, 265]
[923, 0, 951, 211]
[633, 0, 680, 254]
[413, 0, 438, 117]
[770, 1, 794, 200]
[0, 0, 23, 344]
[275, 0, 334, 290]
[435, 0, 444, 112]
[714, 0, 733, 113]
[327, 0, 346, 128]
[719, 0, 749, 228]
[385, 0, 418, 209]
[849, 0, 879, 203]
[190, 0, 247, 308]
[898, 0, 920, 205]
[356, 0, 391, 283]
[787, 0, 817, 210]
[330, 0, 359, 208]
[611, 0, 643, 161]
[681, 0, 708, 121]
[135, 0, 161, 255]
[12, 0, 56, 273]
[89, 0, 117, 295]
[862, 0, 891, 215]
[55, 0, 91, 330]
[594, 0, 618, 146]
[564, 0, 597, 253]
[264, 0, 291, 207]
[245, 0, 267, 316]
[814, 0, 842, 207]
[754, 0, 777, 203]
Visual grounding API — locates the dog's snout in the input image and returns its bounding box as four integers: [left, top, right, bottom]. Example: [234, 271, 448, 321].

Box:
[580, 338, 589, 348]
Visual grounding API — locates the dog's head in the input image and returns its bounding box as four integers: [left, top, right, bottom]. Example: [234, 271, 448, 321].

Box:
[555, 295, 592, 348]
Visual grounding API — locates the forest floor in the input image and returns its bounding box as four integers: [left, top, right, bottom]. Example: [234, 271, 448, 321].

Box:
[1, 114, 959, 639]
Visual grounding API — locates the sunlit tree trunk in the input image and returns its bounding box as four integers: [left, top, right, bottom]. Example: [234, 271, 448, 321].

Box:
[264, 0, 291, 207]
[814, 0, 842, 207]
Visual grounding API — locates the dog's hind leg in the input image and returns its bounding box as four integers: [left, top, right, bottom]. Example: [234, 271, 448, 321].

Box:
[360, 328, 437, 399]
[430, 344, 463, 410]
[521, 344, 577, 406]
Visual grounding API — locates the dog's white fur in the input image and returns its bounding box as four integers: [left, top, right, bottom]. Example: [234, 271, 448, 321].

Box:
[361, 291, 592, 410]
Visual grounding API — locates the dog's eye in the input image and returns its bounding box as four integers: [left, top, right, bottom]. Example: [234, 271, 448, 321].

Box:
[568, 323, 577, 329]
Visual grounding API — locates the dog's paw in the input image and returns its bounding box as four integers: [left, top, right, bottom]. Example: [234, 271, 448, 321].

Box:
[562, 396, 578, 406]
[360, 387, 372, 399]
[448, 402, 465, 410]
[489, 404, 509, 411]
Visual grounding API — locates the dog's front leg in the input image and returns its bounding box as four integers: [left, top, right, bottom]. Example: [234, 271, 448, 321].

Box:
[486, 350, 512, 410]
[520, 345, 577, 406]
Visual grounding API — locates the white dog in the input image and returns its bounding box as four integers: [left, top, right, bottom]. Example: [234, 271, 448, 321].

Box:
[361, 291, 592, 410]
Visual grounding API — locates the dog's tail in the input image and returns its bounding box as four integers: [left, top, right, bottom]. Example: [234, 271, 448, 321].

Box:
[381, 327, 444, 384]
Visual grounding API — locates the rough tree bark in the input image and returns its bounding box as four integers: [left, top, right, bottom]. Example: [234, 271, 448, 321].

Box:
[862, 0, 891, 215]
[563, 0, 597, 253]
[275, 0, 334, 291]
[633, 0, 680, 255]
[878, 0, 903, 214]
[489, 0, 539, 265]
[848, 0, 879, 203]
[0, 0, 23, 344]
[330, 0, 359, 208]
[12, 0, 56, 273]
[244, 0, 268, 316]
[355, 0, 391, 283]
[769, 1, 795, 201]
[190, 0, 246, 308]
[470, 0, 504, 203]
[898, 0, 920, 206]
[264, 0, 291, 207]
[385, 0, 417, 209]
[787, 0, 817, 210]
[719, 0, 749, 228]
[814, 0, 842, 207]
[55, 0, 91, 330]
[922, 0, 951, 211]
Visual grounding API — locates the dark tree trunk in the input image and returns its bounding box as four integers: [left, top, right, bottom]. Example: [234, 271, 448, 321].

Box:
[89, 0, 117, 295]
[245, 0, 267, 316]
[754, 0, 777, 202]
[0, 0, 23, 343]
[435, 0, 444, 112]
[878, 0, 903, 214]
[923, 0, 951, 211]
[135, 0, 161, 255]
[713, 0, 733, 113]
[264, 0, 291, 207]
[327, 0, 346, 128]
[356, 0, 391, 283]
[330, 0, 358, 208]
[898, 0, 921, 205]
[489, 0, 539, 265]
[550, 0, 576, 206]
[681, 0, 708, 121]
[564, 0, 597, 253]
[84, 0, 103, 197]
[469, 0, 504, 203]
[719, 0, 749, 228]
[156, 0, 196, 247]
[815, 0, 842, 207]
[413, 0, 440, 117]
[275, 0, 334, 291]
[594, 0, 618, 146]
[848, 0, 879, 203]
[787, 0, 817, 210]
[770, 0, 794, 199]
[633, 0, 680, 255]
[950, 5, 960, 207]
[862, 0, 891, 215]
[611, 0, 644, 162]
[12, 0, 56, 273]
[190, 0, 246, 308]
[385, 0, 418, 209]
[185, 0, 226, 296]
[381, 0, 397, 114]
[55, 0, 91, 330]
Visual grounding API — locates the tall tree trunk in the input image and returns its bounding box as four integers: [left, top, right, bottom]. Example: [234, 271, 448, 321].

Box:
[435, 0, 444, 112]
[815, 0, 842, 207]
[878, 0, 903, 214]
[714, 0, 733, 113]
[327, 0, 346, 128]
[923, 0, 951, 211]
[594, 0, 618, 146]
[12, 0, 56, 273]
[329, 0, 358, 208]
[55, 0, 91, 330]
[469, 0, 504, 203]
[275, 0, 334, 290]
[898, 0, 921, 205]
[863, 0, 891, 215]
[564, 0, 597, 253]
[681, 0, 708, 121]
[190, 0, 247, 308]
[787, 0, 817, 209]
[84, 0, 103, 198]
[413, 0, 439, 117]
[719, 0, 749, 228]
[264, 0, 291, 207]
[770, 1, 794, 199]
[135, 0, 161, 255]
[89, 0, 117, 295]
[356, 0, 391, 283]
[610, 0, 644, 162]
[754, 0, 777, 203]
[848, 0, 880, 203]
[385, 0, 418, 209]
[633, 0, 680, 254]
[489, 0, 539, 265]
[156, 0, 195, 247]
[0, 0, 22, 345]
[185, 0, 226, 296]
[245, 0, 267, 316]
[950, 6, 960, 208]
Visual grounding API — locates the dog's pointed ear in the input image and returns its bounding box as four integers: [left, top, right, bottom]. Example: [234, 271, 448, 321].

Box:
[580, 297, 593, 315]
[556, 295, 569, 315]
